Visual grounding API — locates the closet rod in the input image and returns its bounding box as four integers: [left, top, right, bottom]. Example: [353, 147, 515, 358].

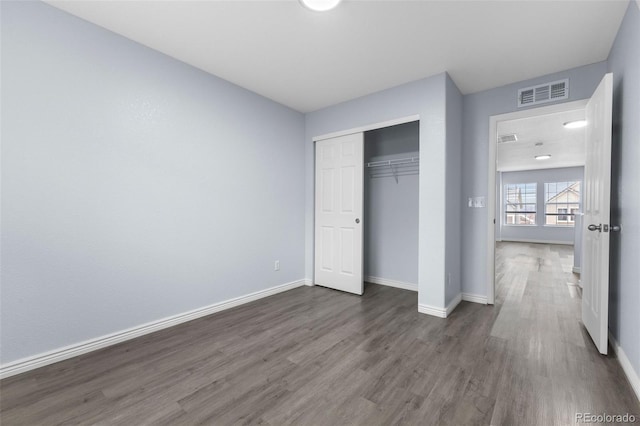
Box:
[369, 171, 418, 179]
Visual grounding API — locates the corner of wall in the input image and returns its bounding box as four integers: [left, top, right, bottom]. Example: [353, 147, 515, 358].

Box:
[444, 73, 464, 306]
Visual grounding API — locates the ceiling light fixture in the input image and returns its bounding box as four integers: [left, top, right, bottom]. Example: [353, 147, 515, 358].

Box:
[533, 142, 551, 160]
[299, 0, 342, 12]
[563, 120, 588, 129]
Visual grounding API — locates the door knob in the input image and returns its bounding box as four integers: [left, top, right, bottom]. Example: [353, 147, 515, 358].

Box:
[610, 225, 621, 232]
[588, 224, 602, 232]
[355, 218, 360, 224]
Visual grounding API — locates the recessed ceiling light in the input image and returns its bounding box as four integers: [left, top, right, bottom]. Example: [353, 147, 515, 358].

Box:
[563, 120, 587, 129]
[299, 0, 342, 12]
[535, 154, 552, 160]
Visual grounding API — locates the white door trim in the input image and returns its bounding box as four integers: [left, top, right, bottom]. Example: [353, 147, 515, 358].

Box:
[486, 99, 588, 304]
[313, 115, 420, 142]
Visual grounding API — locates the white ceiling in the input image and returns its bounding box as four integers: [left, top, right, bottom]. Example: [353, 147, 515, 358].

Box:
[46, 0, 629, 113]
[497, 108, 586, 172]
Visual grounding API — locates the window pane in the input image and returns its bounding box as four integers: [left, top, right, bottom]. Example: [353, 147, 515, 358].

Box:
[544, 181, 581, 227]
[558, 208, 568, 221]
[504, 182, 536, 225]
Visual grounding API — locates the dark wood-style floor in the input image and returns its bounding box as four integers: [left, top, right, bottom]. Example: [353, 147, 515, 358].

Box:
[1, 242, 638, 425]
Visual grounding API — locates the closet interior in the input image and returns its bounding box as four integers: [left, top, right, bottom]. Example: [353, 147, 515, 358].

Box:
[363, 121, 420, 289]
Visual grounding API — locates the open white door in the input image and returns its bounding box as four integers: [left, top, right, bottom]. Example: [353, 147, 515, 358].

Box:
[582, 73, 613, 355]
[314, 133, 364, 295]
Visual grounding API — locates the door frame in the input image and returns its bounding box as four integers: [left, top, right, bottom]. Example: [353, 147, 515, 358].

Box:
[312, 114, 420, 294]
[312, 115, 420, 143]
[486, 100, 588, 304]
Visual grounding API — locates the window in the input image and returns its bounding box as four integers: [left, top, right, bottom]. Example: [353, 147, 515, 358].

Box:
[545, 181, 581, 226]
[557, 208, 568, 221]
[504, 183, 536, 225]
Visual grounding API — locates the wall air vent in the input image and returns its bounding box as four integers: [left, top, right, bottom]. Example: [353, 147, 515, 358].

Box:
[517, 79, 569, 108]
[497, 133, 518, 144]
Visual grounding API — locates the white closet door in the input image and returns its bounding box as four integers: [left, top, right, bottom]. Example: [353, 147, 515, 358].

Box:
[314, 133, 364, 295]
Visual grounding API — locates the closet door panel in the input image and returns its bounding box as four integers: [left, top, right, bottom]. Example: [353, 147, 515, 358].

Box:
[319, 226, 335, 272]
[340, 166, 355, 213]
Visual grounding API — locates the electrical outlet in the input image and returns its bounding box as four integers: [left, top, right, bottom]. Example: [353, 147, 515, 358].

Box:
[274, 260, 280, 271]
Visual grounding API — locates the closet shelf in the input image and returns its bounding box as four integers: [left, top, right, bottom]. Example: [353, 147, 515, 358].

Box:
[367, 156, 419, 168]
[367, 156, 419, 183]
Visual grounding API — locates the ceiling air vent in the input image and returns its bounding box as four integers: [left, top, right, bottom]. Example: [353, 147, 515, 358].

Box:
[498, 133, 518, 144]
[517, 79, 569, 108]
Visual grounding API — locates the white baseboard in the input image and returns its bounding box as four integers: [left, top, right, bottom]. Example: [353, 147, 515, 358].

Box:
[364, 276, 418, 292]
[462, 293, 488, 305]
[418, 294, 462, 318]
[609, 331, 640, 402]
[303, 279, 314, 286]
[572, 266, 581, 274]
[446, 293, 462, 316]
[418, 304, 446, 318]
[0, 279, 307, 379]
[499, 238, 573, 246]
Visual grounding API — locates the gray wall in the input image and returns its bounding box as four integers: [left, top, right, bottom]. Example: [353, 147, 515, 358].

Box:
[499, 167, 584, 244]
[1, 1, 305, 364]
[305, 73, 452, 309]
[607, 1, 640, 386]
[363, 122, 419, 285]
[445, 75, 463, 304]
[461, 61, 608, 297]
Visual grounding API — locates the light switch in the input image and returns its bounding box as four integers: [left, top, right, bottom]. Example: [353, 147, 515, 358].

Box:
[468, 196, 486, 208]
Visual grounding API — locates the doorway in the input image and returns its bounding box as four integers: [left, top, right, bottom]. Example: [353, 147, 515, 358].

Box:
[364, 122, 420, 291]
[492, 105, 587, 324]
[486, 99, 588, 305]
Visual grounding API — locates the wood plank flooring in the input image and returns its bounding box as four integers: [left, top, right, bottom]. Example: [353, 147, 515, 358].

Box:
[1, 242, 638, 425]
